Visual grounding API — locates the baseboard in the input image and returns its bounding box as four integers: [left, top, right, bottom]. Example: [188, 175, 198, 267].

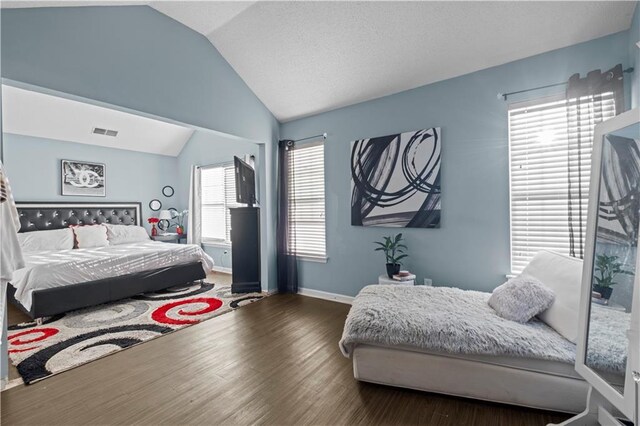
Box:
[2, 377, 22, 391]
[211, 266, 232, 274]
[298, 288, 354, 304]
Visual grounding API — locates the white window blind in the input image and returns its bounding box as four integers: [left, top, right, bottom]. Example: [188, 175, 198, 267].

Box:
[287, 141, 327, 259]
[508, 93, 617, 274]
[201, 164, 237, 243]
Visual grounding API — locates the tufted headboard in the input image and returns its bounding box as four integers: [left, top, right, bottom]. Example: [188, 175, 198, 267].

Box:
[16, 202, 142, 233]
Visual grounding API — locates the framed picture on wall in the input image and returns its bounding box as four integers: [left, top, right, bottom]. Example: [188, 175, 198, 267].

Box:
[61, 160, 106, 197]
[351, 128, 442, 228]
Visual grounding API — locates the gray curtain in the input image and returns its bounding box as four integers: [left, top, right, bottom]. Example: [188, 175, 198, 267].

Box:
[566, 64, 624, 258]
[277, 140, 298, 293]
[187, 165, 202, 246]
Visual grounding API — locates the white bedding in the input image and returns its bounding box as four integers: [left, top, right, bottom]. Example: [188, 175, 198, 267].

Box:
[11, 241, 214, 310]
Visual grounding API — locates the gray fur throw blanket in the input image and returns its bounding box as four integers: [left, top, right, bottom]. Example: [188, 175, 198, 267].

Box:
[339, 285, 627, 374]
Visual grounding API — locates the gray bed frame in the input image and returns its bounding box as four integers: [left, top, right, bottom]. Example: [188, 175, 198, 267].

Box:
[8, 202, 206, 320]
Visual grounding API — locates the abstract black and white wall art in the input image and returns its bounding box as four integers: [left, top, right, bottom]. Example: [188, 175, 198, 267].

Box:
[351, 128, 441, 228]
[596, 132, 640, 245]
[61, 160, 106, 197]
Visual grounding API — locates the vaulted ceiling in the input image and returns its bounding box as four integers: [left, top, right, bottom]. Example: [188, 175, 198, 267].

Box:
[3, 1, 637, 122]
[2, 85, 194, 156]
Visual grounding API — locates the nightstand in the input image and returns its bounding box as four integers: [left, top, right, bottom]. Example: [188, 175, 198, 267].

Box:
[151, 234, 187, 244]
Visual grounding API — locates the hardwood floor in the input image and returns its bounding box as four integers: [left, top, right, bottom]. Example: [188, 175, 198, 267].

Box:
[2, 292, 570, 425]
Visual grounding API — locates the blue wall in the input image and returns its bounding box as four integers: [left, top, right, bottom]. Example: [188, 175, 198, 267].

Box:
[280, 31, 633, 297]
[3, 133, 176, 231]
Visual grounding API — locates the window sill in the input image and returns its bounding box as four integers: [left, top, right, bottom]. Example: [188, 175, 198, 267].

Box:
[202, 240, 231, 248]
[297, 255, 328, 264]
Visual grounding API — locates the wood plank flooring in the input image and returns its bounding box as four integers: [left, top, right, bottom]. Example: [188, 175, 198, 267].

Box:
[2, 291, 570, 425]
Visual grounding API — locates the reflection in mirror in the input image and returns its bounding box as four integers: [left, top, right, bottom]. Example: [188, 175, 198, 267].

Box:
[585, 122, 639, 395]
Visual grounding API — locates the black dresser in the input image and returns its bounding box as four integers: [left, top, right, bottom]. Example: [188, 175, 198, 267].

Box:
[230, 207, 261, 293]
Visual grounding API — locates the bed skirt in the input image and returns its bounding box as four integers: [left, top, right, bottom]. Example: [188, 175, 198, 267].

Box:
[352, 344, 589, 414]
[8, 261, 207, 319]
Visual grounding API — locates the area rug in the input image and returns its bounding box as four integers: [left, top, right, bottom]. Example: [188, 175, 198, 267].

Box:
[8, 281, 265, 384]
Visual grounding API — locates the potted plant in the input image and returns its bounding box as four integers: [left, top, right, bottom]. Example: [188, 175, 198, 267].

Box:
[172, 210, 188, 235]
[593, 253, 633, 300]
[374, 233, 408, 278]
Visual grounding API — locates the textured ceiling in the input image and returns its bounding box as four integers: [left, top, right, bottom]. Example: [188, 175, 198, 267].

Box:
[3, 1, 637, 122]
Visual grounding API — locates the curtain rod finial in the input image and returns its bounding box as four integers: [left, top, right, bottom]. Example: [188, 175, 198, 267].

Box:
[323, 133, 327, 139]
[497, 93, 505, 101]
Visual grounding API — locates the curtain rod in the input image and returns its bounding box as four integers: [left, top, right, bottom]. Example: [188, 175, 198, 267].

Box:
[293, 133, 327, 143]
[498, 67, 634, 101]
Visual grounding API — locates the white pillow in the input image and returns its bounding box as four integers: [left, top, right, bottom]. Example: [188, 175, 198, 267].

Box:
[489, 275, 555, 323]
[103, 224, 149, 245]
[17, 228, 74, 252]
[521, 250, 583, 343]
[72, 225, 109, 249]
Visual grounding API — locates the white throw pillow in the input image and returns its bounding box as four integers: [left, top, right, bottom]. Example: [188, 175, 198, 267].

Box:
[72, 225, 109, 249]
[489, 276, 555, 323]
[17, 228, 74, 252]
[103, 224, 149, 245]
[521, 250, 583, 343]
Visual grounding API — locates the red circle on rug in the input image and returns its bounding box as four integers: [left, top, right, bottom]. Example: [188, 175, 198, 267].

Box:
[151, 297, 223, 325]
[8, 328, 59, 353]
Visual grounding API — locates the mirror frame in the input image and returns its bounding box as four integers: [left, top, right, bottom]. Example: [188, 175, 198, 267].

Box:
[576, 107, 640, 421]
[162, 185, 174, 197]
[149, 199, 162, 211]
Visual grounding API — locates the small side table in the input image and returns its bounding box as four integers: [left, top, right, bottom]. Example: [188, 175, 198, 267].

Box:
[152, 234, 187, 244]
[378, 274, 415, 285]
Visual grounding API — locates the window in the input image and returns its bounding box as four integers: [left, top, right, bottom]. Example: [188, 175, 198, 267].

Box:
[287, 141, 326, 259]
[201, 164, 237, 243]
[508, 93, 617, 273]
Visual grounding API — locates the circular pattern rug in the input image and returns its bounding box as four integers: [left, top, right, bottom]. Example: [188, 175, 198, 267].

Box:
[8, 281, 265, 384]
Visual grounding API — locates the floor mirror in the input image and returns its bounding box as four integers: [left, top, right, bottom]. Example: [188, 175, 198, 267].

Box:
[555, 107, 639, 426]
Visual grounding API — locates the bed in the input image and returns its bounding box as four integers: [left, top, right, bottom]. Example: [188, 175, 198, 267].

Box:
[340, 283, 628, 414]
[8, 202, 213, 320]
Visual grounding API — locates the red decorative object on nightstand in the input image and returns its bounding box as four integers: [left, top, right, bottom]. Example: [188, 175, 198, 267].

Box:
[148, 217, 159, 237]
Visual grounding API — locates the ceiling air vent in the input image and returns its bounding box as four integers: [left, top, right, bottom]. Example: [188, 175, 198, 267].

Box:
[92, 127, 118, 137]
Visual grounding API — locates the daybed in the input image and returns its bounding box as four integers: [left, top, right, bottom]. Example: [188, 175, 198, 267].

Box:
[339, 251, 628, 413]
